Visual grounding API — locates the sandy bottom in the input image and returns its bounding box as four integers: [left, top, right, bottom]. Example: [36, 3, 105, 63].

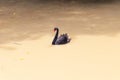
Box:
[0, 34, 120, 80]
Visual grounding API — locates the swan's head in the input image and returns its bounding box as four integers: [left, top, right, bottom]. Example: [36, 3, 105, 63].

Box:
[54, 27, 59, 32]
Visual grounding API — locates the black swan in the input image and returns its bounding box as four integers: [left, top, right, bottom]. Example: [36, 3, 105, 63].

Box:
[52, 27, 71, 45]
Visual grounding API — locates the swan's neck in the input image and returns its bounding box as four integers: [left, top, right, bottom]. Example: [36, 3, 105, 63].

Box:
[52, 29, 59, 45]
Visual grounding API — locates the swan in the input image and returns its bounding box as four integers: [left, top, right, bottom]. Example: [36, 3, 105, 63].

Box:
[52, 27, 71, 45]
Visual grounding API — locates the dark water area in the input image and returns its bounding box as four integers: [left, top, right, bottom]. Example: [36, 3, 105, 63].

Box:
[0, 0, 119, 5]
[0, 0, 120, 44]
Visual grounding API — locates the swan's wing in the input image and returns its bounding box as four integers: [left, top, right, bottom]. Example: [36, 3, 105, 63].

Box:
[55, 35, 67, 44]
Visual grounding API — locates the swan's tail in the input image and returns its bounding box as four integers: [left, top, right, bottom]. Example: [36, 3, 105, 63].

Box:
[65, 33, 71, 43]
[67, 38, 71, 43]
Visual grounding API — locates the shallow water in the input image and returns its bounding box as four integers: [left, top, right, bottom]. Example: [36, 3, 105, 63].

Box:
[0, 1, 120, 80]
[1, 34, 120, 80]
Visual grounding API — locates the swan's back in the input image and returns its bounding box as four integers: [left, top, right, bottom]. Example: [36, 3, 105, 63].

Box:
[55, 33, 70, 45]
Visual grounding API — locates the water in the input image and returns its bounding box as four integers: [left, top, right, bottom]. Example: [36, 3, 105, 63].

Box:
[0, 1, 120, 44]
[0, 1, 120, 80]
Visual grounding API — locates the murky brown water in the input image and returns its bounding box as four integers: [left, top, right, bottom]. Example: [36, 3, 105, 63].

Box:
[0, 1, 120, 44]
[0, 1, 120, 80]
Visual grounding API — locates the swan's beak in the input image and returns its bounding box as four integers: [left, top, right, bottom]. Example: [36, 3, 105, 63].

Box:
[54, 30, 56, 32]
